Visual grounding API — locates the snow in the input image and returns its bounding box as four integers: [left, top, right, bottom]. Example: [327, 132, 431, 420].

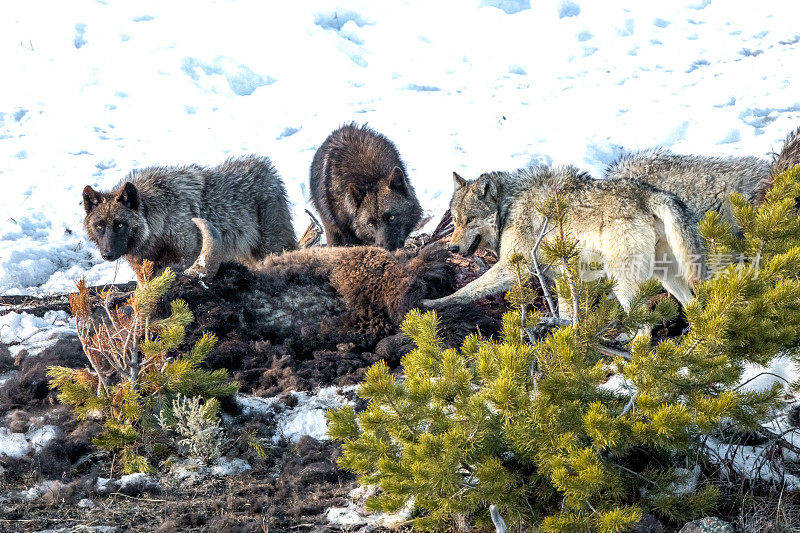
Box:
[0, 425, 59, 459]
[1, 0, 798, 295]
[96, 473, 162, 495]
[738, 355, 799, 392]
[707, 409, 800, 490]
[327, 485, 414, 528]
[0, 310, 75, 357]
[4, 479, 59, 502]
[236, 386, 355, 443]
[277, 387, 354, 442]
[210, 456, 252, 477]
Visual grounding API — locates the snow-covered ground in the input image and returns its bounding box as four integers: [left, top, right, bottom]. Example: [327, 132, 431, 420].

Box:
[1, 0, 798, 295]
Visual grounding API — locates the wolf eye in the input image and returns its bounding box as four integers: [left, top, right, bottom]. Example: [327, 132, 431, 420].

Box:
[466, 216, 476, 224]
[96, 223, 105, 231]
[383, 213, 395, 222]
[113, 221, 125, 230]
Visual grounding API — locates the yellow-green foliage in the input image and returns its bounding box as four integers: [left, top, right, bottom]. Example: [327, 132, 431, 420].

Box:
[48, 266, 238, 474]
[329, 166, 800, 531]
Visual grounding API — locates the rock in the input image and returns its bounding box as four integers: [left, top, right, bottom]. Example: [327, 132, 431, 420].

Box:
[210, 456, 251, 476]
[679, 517, 733, 533]
[96, 473, 161, 496]
[77, 498, 96, 509]
[636, 513, 668, 533]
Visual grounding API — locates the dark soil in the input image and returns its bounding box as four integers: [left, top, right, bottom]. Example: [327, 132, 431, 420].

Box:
[0, 235, 505, 532]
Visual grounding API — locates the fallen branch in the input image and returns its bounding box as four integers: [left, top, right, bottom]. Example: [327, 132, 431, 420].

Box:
[756, 425, 800, 456]
[489, 504, 507, 533]
[0, 282, 137, 317]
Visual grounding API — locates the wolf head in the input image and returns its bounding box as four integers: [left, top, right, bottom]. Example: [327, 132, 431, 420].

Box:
[448, 172, 501, 256]
[83, 182, 149, 261]
[347, 166, 422, 251]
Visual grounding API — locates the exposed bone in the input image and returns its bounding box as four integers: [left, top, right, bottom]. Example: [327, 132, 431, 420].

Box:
[184, 217, 223, 279]
[299, 209, 324, 248]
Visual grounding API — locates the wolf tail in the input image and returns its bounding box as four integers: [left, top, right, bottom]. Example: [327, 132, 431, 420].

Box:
[647, 193, 706, 289]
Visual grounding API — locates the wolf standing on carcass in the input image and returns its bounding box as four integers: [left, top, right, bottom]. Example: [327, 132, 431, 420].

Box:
[310, 123, 423, 251]
[423, 166, 706, 317]
[83, 155, 297, 278]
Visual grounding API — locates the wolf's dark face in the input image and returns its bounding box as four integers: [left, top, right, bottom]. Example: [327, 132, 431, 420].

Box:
[83, 182, 148, 261]
[449, 172, 500, 255]
[347, 167, 422, 251]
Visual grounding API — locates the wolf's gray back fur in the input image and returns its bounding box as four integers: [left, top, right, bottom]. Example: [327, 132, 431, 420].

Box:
[605, 148, 770, 225]
[86, 155, 296, 272]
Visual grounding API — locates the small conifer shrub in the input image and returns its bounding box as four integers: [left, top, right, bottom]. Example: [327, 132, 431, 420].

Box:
[329, 165, 800, 532]
[48, 261, 238, 474]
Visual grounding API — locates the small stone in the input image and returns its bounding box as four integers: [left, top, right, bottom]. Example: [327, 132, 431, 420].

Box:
[679, 517, 733, 533]
[636, 513, 667, 533]
[78, 497, 96, 508]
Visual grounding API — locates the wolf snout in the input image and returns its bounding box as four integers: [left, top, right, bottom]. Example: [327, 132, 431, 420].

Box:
[101, 252, 115, 261]
[447, 245, 460, 254]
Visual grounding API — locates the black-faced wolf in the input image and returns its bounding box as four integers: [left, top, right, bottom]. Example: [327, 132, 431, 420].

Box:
[310, 123, 423, 251]
[83, 155, 296, 276]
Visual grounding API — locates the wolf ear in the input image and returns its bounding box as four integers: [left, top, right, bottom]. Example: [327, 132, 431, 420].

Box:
[83, 186, 102, 214]
[347, 183, 365, 208]
[387, 166, 407, 193]
[116, 182, 140, 211]
[453, 172, 467, 191]
[478, 176, 499, 202]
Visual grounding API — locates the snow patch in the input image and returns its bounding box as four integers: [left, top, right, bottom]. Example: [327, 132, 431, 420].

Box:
[327, 485, 414, 528]
[0, 425, 59, 458]
[236, 386, 355, 443]
[0, 311, 76, 358]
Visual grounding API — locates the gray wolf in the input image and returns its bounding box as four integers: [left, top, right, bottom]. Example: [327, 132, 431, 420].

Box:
[604, 148, 770, 226]
[310, 123, 423, 251]
[83, 155, 296, 276]
[423, 166, 705, 316]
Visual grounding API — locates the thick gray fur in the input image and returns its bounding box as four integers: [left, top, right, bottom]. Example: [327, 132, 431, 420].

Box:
[83, 154, 296, 274]
[605, 148, 770, 226]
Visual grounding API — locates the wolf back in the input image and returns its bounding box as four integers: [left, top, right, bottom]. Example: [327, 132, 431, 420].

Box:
[309, 123, 423, 251]
[605, 148, 770, 226]
[83, 154, 296, 274]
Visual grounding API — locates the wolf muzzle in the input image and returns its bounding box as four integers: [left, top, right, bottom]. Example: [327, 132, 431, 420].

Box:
[464, 234, 482, 256]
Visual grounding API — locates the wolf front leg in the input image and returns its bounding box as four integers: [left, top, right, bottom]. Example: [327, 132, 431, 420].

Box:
[422, 258, 516, 308]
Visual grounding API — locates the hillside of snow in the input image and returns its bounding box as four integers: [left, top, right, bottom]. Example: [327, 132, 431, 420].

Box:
[1, 0, 798, 296]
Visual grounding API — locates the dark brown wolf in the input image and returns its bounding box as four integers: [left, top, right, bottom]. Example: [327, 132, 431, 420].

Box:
[310, 123, 423, 251]
[83, 155, 296, 275]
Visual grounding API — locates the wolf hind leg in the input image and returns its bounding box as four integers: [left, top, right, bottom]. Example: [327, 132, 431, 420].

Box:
[250, 203, 297, 261]
[653, 238, 695, 306]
